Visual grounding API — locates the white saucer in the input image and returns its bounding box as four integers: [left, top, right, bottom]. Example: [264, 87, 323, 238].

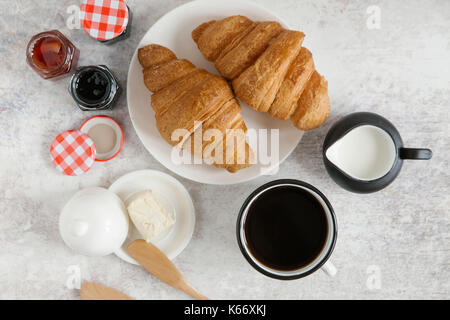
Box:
[109, 170, 195, 264]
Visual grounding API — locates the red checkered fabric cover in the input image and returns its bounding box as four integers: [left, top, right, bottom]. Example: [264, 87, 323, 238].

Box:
[50, 130, 96, 176]
[80, 0, 129, 41]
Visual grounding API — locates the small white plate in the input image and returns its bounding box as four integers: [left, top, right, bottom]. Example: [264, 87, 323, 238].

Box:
[109, 170, 195, 264]
[127, 0, 304, 185]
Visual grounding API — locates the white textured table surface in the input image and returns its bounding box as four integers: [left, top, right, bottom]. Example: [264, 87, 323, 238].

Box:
[0, 0, 449, 300]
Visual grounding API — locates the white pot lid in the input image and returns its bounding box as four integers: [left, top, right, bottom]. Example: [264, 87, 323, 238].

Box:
[59, 187, 129, 256]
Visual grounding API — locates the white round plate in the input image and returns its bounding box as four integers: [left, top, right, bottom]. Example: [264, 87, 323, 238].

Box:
[127, 0, 304, 185]
[109, 170, 195, 264]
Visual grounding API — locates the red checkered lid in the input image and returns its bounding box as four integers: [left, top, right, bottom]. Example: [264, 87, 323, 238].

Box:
[80, 0, 129, 41]
[50, 130, 96, 176]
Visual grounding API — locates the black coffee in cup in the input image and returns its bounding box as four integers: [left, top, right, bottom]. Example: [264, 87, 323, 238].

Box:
[244, 185, 329, 271]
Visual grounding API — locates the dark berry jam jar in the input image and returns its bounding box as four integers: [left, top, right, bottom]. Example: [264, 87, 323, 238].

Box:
[70, 65, 120, 111]
[80, 0, 132, 45]
[26, 30, 79, 80]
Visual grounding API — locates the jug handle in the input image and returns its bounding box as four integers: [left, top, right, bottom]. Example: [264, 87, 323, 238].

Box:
[400, 148, 432, 160]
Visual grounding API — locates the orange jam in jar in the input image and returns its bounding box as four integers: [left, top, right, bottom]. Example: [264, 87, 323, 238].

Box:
[26, 30, 79, 80]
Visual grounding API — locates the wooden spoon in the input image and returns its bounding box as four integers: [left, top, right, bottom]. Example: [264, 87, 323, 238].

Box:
[128, 239, 208, 300]
[80, 281, 134, 300]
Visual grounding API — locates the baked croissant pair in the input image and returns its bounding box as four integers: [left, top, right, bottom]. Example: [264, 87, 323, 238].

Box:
[137, 15, 330, 173]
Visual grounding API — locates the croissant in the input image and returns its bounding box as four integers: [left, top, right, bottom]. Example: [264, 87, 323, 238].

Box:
[192, 15, 330, 130]
[138, 44, 254, 173]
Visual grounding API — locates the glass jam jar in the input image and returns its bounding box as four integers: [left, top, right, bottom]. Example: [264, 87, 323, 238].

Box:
[26, 30, 79, 80]
[69, 65, 120, 111]
[80, 0, 132, 45]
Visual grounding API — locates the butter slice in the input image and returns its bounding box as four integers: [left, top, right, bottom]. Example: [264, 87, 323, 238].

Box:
[127, 190, 175, 242]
